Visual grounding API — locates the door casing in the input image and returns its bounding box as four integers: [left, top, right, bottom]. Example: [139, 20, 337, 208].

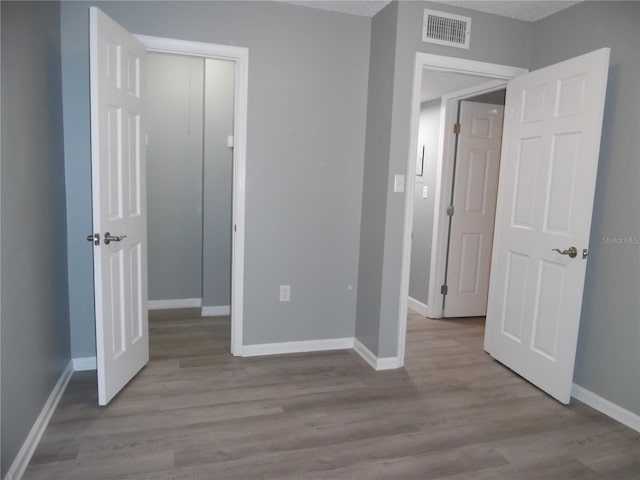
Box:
[135, 35, 248, 356]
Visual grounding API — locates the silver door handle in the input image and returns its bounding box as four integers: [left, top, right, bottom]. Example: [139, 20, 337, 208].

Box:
[86, 233, 100, 245]
[552, 246, 577, 258]
[104, 232, 127, 245]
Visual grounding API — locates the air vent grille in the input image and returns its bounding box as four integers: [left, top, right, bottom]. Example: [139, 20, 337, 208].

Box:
[422, 9, 471, 49]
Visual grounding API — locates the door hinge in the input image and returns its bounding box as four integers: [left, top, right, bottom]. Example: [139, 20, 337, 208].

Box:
[453, 123, 461, 134]
[446, 205, 454, 216]
[441, 284, 448, 295]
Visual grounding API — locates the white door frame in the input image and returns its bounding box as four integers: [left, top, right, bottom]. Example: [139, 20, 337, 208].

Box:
[397, 53, 527, 365]
[428, 80, 507, 319]
[135, 35, 248, 356]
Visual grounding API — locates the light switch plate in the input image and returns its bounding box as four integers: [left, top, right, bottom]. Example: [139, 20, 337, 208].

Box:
[422, 186, 428, 198]
[394, 174, 405, 193]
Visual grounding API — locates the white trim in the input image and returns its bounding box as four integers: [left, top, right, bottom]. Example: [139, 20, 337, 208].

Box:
[241, 338, 354, 357]
[148, 298, 202, 310]
[135, 35, 248, 358]
[72, 356, 97, 371]
[407, 296, 428, 316]
[353, 338, 378, 368]
[415, 53, 528, 79]
[230, 44, 249, 358]
[4, 361, 73, 480]
[353, 339, 403, 371]
[201, 305, 230, 316]
[135, 35, 244, 61]
[397, 53, 528, 366]
[572, 383, 640, 433]
[376, 356, 404, 370]
[353, 338, 379, 369]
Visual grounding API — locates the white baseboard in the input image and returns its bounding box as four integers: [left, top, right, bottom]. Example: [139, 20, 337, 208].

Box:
[353, 338, 403, 370]
[572, 383, 640, 433]
[407, 296, 428, 316]
[73, 356, 97, 371]
[148, 298, 202, 310]
[5, 361, 73, 480]
[241, 337, 354, 357]
[201, 305, 231, 316]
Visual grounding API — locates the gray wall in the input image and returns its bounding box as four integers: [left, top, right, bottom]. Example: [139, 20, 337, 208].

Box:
[531, 1, 640, 415]
[1, 1, 71, 475]
[61, 1, 94, 358]
[146, 53, 235, 307]
[357, 1, 532, 357]
[363, 0, 638, 415]
[467, 89, 506, 105]
[203, 58, 235, 309]
[409, 100, 441, 306]
[146, 53, 204, 301]
[355, 2, 398, 354]
[61, 1, 370, 354]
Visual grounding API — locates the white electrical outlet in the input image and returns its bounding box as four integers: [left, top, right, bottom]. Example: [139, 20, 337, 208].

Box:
[422, 186, 429, 199]
[279, 285, 291, 302]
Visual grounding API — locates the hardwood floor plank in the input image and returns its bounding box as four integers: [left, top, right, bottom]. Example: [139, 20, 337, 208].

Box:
[439, 456, 604, 480]
[25, 451, 174, 480]
[584, 452, 640, 479]
[121, 443, 508, 480]
[23, 311, 639, 479]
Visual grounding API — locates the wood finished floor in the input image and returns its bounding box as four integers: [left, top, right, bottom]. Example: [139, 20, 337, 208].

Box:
[25, 309, 639, 479]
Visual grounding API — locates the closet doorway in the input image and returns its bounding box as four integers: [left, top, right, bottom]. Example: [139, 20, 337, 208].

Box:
[146, 52, 235, 319]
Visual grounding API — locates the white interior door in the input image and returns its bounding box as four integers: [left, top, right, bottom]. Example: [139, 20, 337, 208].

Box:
[90, 7, 148, 406]
[445, 101, 504, 317]
[485, 48, 610, 404]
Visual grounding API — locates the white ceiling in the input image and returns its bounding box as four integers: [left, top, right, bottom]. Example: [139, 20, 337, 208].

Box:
[286, 0, 391, 17]
[285, 0, 581, 21]
[420, 70, 495, 102]
[433, 1, 581, 22]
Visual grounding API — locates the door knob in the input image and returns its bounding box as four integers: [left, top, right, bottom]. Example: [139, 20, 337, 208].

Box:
[103, 232, 127, 245]
[552, 246, 577, 258]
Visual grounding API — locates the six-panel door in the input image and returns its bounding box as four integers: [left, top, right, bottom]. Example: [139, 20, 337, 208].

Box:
[90, 7, 149, 406]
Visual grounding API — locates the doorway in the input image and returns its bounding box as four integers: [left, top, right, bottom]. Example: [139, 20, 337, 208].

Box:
[399, 50, 610, 405]
[136, 35, 248, 356]
[397, 53, 527, 364]
[145, 51, 235, 319]
[409, 74, 507, 320]
[407, 71, 507, 371]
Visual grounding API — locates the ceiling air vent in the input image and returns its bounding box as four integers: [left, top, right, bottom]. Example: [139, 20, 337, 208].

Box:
[422, 9, 471, 49]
